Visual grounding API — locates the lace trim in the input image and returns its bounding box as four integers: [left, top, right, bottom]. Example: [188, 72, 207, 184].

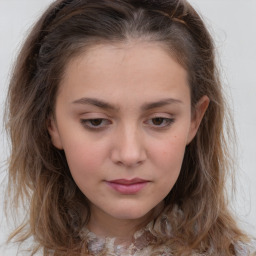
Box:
[79, 206, 256, 256]
[234, 239, 256, 256]
[79, 211, 173, 256]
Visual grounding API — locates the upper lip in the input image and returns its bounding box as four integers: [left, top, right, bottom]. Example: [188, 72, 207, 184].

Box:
[107, 178, 149, 185]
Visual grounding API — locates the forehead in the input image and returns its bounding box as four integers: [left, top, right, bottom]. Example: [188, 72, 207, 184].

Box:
[58, 41, 190, 106]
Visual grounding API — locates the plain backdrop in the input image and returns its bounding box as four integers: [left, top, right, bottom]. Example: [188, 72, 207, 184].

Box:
[0, 0, 256, 255]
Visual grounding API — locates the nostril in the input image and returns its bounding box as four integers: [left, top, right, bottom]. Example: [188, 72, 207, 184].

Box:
[110, 146, 146, 167]
[110, 128, 147, 167]
[114, 159, 145, 168]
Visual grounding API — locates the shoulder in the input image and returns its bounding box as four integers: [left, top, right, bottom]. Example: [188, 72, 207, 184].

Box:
[234, 239, 256, 256]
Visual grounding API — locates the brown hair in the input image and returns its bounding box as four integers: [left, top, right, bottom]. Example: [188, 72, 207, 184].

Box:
[5, 0, 249, 255]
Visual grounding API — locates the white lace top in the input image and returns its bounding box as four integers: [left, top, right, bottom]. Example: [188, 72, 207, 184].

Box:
[79, 208, 256, 256]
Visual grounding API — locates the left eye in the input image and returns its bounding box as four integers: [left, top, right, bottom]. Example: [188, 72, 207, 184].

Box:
[146, 117, 174, 128]
[80, 118, 111, 129]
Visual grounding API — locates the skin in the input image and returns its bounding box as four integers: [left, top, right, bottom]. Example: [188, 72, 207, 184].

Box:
[48, 41, 209, 242]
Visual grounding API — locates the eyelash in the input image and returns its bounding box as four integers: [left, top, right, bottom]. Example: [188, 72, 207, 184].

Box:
[80, 118, 112, 130]
[80, 117, 175, 131]
[145, 117, 175, 128]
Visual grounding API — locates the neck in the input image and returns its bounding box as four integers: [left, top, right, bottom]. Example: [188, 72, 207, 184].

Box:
[87, 204, 163, 244]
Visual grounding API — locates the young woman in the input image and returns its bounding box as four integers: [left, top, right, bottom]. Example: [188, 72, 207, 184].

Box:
[5, 0, 256, 255]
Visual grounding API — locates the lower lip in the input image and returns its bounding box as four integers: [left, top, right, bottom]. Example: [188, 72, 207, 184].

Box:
[106, 181, 148, 194]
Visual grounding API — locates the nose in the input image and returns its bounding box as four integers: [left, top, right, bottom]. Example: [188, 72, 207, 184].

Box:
[110, 124, 147, 168]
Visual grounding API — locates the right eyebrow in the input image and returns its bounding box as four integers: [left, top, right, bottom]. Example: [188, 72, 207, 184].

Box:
[72, 97, 119, 111]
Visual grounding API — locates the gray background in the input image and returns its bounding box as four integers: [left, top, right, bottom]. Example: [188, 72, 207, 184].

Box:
[1, 0, 256, 255]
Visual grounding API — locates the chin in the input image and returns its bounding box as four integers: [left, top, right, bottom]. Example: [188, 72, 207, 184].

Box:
[108, 206, 154, 221]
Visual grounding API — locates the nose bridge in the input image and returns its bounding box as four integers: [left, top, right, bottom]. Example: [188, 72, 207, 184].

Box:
[111, 121, 146, 167]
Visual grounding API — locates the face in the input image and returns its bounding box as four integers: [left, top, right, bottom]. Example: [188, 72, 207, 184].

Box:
[48, 42, 208, 227]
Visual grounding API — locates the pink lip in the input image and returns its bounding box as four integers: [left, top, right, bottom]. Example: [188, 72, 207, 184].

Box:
[106, 178, 149, 194]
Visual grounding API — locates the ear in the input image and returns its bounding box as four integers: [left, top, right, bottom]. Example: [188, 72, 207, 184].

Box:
[187, 95, 210, 144]
[47, 116, 63, 150]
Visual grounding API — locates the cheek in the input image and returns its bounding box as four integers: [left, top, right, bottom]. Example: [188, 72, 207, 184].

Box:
[150, 135, 187, 178]
[155, 133, 187, 160]
[63, 138, 108, 178]
[164, 139, 186, 162]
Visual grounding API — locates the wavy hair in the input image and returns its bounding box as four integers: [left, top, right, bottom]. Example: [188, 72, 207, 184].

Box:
[5, 0, 248, 255]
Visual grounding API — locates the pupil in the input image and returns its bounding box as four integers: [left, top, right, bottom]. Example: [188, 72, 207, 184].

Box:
[91, 119, 102, 126]
[153, 118, 164, 125]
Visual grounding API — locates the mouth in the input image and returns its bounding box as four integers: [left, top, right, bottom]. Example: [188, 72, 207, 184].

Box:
[106, 178, 150, 194]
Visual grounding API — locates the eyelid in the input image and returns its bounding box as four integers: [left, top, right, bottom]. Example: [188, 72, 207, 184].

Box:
[144, 113, 175, 129]
[79, 113, 175, 131]
[79, 112, 110, 118]
[146, 118, 174, 126]
[80, 118, 112, 130]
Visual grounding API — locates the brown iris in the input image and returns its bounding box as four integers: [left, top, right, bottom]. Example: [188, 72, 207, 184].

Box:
[152, 118, 165, 126]
[90, 119, 103, 126]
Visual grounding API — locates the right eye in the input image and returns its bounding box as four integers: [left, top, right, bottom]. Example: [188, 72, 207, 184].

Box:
[80, 118, 112, 130]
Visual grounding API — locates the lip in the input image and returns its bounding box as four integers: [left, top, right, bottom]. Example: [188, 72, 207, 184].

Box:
[106, 178, 149, 194]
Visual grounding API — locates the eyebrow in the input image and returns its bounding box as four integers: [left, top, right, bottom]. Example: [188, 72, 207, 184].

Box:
[72, 97, 183, 111]
[141, 98, 183, 111]
[72, 97, 119, 111]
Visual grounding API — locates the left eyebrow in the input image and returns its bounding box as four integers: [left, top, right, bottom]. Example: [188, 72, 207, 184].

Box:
[141, 98, 183, 111]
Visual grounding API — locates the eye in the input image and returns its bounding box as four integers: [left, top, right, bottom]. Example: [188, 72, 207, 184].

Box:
[80, 118, 112, 130]
[146, 117, 174, 128]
